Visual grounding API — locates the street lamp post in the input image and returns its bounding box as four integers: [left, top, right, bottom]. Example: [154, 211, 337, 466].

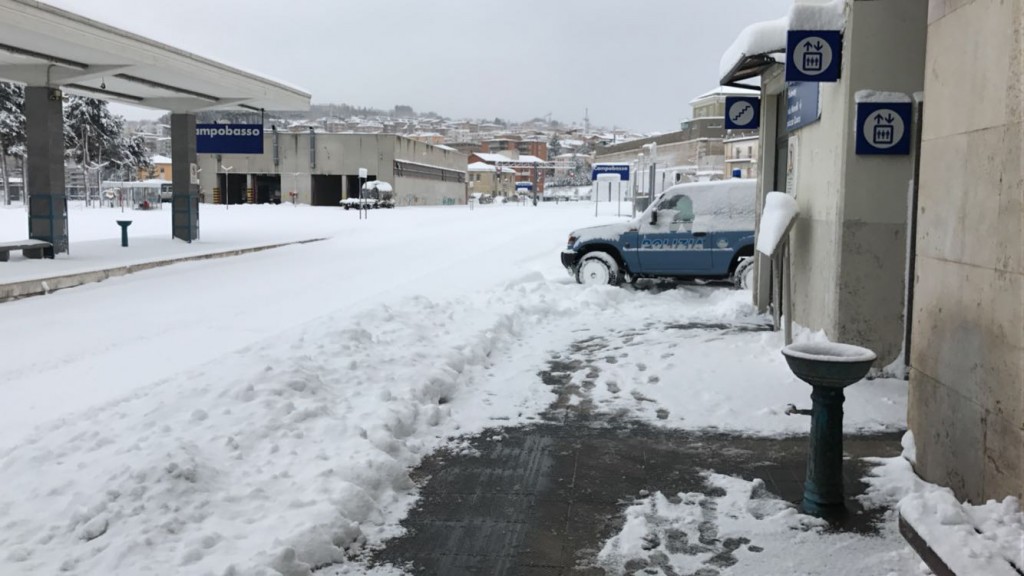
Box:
[358, 167, 368, 220]
[220, 164, 234, 209]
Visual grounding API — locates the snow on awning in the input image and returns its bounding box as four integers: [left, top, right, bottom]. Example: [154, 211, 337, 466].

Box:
[719, 0, 846, 88]
[719, 16, 788, 87]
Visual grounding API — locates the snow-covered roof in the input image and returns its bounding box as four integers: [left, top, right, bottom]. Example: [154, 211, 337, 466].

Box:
[435, 144, 458, 152]
[468, 161, 497, 172]
[518, 155, 546, 164]
[719, 0, 846, 83]
[689, 86, 759, 105]
[473, 152, 512, 163]
[149, 155, 172, 164]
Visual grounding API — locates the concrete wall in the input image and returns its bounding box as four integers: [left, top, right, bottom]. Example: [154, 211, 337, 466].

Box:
[835, 0, 928, 363]
[779, 0, 927, 365]
[908, 0, 1023, 504]
[197, 134, 467, 206]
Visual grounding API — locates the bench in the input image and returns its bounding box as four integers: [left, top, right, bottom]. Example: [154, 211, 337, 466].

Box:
[0, 239, 53, 262]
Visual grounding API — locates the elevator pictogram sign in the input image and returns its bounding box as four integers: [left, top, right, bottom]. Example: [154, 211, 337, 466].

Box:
[786, 30, 842, 83]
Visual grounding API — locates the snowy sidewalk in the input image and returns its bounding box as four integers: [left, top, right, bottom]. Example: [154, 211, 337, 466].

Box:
[0, 202, 348, 287]
[341, 321, 919, 576]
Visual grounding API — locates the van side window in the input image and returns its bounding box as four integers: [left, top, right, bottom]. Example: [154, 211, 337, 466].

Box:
[671, 195, 694, 222]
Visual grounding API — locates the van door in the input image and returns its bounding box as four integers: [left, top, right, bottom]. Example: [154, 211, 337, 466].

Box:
[637, 192, 713, 274]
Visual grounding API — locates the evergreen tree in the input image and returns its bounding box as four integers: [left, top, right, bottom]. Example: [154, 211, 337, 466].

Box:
[63, 96, 126, 166]
[64, 96, 152, 197]
[0, 82, 26, 205]
[548, 133, 562, 159]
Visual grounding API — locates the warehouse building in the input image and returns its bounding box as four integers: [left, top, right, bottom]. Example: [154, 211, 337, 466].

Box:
[197, 132, 468, 206]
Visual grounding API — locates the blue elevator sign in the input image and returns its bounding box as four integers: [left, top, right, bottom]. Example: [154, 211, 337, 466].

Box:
[724, 96, 761, 130]
[786, 30, 842, 83]
[196, 124, 265, 154]
[856, 102, 912, 155]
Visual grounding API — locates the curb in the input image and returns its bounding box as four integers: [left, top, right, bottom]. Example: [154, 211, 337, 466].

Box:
[0, 238, 327, 303]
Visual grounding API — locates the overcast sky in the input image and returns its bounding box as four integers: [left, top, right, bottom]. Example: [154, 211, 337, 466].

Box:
[43, 0, 791, 133]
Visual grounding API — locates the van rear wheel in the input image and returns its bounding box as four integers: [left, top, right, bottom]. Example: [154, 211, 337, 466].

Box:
[576, 252, 621, 286]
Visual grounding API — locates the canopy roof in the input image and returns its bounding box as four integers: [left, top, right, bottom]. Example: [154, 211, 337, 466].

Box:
[0, 0, 310, 112]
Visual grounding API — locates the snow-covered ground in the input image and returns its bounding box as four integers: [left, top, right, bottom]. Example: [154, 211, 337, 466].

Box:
[0, 200, 914, 575]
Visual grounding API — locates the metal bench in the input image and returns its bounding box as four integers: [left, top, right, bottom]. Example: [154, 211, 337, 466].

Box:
[0, 239, 53, 261]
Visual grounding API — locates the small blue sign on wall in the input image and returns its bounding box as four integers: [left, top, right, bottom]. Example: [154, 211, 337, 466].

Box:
[591, 163, 630, 181]
[196, 124, 265, 154]
[856, 102, 912, 155]
[786, 81, 821, 132]
[786, 30, 842, 83]
[724, 96, 761, 130]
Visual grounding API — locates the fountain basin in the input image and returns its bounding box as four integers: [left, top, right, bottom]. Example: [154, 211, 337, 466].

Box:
[782, 342, 876, 389]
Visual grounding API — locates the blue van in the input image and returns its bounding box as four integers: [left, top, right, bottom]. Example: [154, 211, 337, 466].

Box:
[560, 179, 757, 286]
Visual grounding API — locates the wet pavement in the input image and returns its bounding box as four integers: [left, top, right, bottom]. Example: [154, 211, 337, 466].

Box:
[354, 326, 904, 576]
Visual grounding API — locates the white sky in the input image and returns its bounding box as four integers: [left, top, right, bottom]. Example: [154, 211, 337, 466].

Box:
[41, 0, 792, 132]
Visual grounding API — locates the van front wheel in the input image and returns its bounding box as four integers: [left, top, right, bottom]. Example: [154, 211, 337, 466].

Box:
[732, 256, 754, 289]
[576, 252, 621, 286]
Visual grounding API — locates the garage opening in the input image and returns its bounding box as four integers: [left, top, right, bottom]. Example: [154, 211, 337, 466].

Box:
[218, 173, 247, 205]
[311, 175, 343, 206]
[344, 174, 377, 199]
[253, 174, 281, 204]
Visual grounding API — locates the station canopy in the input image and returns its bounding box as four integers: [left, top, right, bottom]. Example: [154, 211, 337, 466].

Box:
[0, 0, 310, 112]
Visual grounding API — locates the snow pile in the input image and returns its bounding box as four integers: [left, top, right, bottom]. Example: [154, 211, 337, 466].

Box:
[756, 192, 798, 257]
[860, 435, 1024, 575]
[595, 472, 923, 575]
[900, 429, 917, 465]
[789, 0, 847, 31]
[0, 284, 598, 575]
[782, 341, 877, 363]
[854, 90, 913, 104]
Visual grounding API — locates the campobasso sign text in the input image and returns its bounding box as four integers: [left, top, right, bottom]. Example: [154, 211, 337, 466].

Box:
[196, 124, 264, 154]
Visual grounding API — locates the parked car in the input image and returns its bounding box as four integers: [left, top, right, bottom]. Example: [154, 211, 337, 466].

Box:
[341, 197, 379, 210]
[560, 179, 757, 287]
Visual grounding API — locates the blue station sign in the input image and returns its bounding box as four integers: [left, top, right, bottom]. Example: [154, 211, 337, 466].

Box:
[591, 163, 630, 181]
[786, 81, 821, 132]
[786, 30, 842, 83]
[724, 96, 761, 130]
[196, 124, 265, 154]
[515, 181, 534, 190]
[856, 101, 912, 155]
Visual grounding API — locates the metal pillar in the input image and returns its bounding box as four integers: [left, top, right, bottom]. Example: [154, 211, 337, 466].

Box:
[171, 113, 199, 242]
[802, 386, 846, 514]
[25, 86, 68, 258]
